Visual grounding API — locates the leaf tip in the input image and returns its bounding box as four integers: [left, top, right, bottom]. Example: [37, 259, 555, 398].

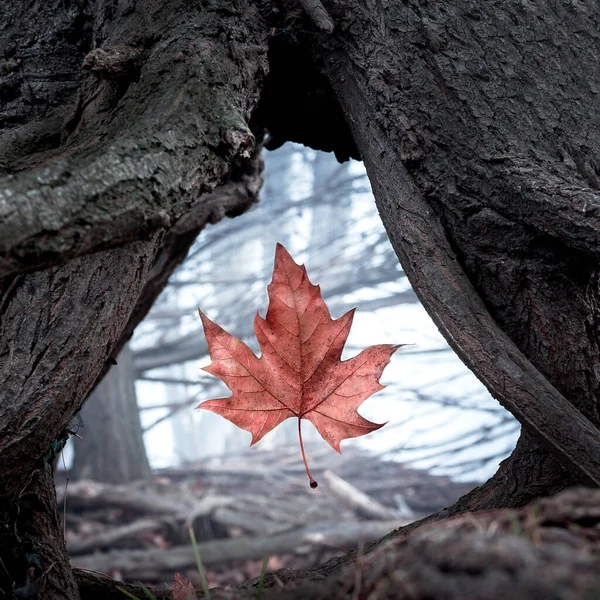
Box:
[198, 308, 211, 330]
[274, 242, 290, 261]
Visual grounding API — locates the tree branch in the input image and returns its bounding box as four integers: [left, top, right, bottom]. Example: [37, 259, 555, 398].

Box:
[0, 4, 269, 278]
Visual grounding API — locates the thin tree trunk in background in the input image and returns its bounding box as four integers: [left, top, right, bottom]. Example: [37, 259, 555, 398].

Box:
[71, 344, 151, 484]
[308, 152, 352, 297]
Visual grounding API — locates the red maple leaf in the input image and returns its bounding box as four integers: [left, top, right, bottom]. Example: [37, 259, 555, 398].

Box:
[197, 243, 402, 487]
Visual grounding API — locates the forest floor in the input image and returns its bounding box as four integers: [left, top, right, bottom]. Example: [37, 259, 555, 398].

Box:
[57, 444, 474, 591]
[241, 485, 600, 600]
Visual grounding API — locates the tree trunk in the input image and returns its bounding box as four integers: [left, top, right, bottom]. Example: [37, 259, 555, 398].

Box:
[71, 344, 151, 484]
[2, 468, 80, 599]
[259, 0, 600, 505]
[311, 0, 600, 506]
[0, 241, 159, 598]
[0, 164, 261, 597]
[0, 1, 265, 594]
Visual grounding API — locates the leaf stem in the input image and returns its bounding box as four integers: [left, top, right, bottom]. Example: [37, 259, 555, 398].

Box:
[298, 418, 318, 488]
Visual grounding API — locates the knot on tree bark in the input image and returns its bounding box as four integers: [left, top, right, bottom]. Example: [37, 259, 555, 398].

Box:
[297, 0, 335, 33]
[219, 114, 256, 160]
[82, 46, 144, 80]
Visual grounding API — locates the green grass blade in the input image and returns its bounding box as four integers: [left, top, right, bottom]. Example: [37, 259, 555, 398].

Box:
[255, 556, 269, 599]
[117, 587, 142, 600]
[189, 526, 211, 600]
[140, 584, 159, 600]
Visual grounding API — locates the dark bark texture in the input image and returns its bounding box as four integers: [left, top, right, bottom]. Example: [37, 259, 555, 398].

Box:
[0, 239, 158, 500]
[1, 0, 600, 597]
[0, 238, 158, 596]
[0, 1, 265, 596]
[2, 469, 79, 599]
[0, 0, 268, 276]
[265, 487, 600, 600]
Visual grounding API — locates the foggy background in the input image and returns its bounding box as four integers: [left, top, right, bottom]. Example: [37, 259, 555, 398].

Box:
[129, 143, 519, 482]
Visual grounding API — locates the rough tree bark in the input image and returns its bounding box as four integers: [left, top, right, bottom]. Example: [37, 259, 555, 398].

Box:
[1, 0, 599, 598]
[0, 239, 160, 598]
[0, 1, 266, 596]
